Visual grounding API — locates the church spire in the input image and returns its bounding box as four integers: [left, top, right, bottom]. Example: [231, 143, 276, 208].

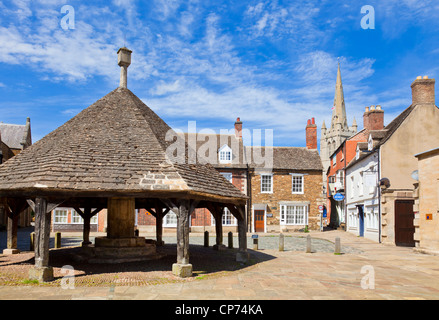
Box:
[331, 61, 348, 129]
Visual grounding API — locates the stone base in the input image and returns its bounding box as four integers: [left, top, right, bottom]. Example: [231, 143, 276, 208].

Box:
[95, 236, 146, 247]
[236, 251, 249, 263]
[29, 267, 54, 282]
[213, 244, 226, 251]
[3, 248, 20, 255]
[172, 263, 193, 278]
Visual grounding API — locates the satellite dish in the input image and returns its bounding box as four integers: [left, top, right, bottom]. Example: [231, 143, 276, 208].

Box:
[411, 170, 419, 181]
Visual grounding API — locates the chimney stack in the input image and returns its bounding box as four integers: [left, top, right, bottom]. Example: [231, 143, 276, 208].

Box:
[363, 105, 384, 132]
[306, 117, 317, 150]
[117, 47, 132, 88]
[234, 117, 242, 140]
[411, 76, 435, 106]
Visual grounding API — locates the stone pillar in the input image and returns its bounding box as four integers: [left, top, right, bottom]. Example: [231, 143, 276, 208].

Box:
[29, 197, 53, 282]
[172, 200, 192, 278]
[107, 197, 135, 238]
[4, 212, 19, 254]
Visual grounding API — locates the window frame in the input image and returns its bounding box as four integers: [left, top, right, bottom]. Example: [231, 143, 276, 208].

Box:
[291, 173, 304, 194]
[280, 204, 308, 226]
[260, 174, 273, 194]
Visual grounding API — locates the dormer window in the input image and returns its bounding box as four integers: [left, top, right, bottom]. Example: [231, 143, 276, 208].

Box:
[218, 144, 232, 164]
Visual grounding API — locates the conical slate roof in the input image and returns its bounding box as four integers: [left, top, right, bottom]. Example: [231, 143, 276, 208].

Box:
[0, 87, 246, 202]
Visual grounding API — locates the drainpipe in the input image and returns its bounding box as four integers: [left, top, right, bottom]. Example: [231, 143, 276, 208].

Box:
[378, 147, 382, 243]
[246, 163, 252, 232]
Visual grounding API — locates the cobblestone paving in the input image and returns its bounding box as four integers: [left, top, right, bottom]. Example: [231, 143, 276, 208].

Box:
[1, 229, 438, 300]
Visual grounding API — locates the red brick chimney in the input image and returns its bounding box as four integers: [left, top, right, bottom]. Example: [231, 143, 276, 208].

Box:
[363, 105, 384, 131]
[306, 117, 317, 149]
[411, 76, 435, 106]
[234, 117, 242, 140]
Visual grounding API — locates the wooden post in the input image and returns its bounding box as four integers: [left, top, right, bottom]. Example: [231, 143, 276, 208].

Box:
[29, 197, 53, 282]
[4, 212, 19, 254]
[82, 207, 92, 246]
[156, 204, 167, 246]
[172, 199, 192, 277]
[236, 205, 249, 263]
[213, 211, 224, 250]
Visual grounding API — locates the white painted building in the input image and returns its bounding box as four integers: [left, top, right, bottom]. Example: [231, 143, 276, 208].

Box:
[345, 144, 381, 242]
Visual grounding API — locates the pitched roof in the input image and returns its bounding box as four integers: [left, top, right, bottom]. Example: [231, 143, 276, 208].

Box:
[0, 88, 246, 201]
[246, 146, 322, 171]
[377, 104, 415, 146]
[184, 133, 246, 169]
[0, 120, 31, 150]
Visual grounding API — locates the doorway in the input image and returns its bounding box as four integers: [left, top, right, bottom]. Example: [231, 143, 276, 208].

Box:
[358, 205, 364, 237]
[394, 200, 415, 247]
[254, 210, 265, 233]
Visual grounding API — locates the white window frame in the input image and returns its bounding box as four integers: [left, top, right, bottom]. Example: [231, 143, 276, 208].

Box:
[291, 173, 304, 194]
[280, 204, 308, 226]
[218, 144, 232, 164]
[260, 174, 273, 193]
[71, 209, 99, 224]
[53, 208, 68, 224]
[163, 211, 178, 227]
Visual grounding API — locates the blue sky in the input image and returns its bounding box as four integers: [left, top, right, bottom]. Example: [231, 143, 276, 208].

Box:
[1, 0, 439, 147]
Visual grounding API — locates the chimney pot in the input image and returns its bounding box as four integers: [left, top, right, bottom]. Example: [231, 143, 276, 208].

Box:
[365, 106, 369, 112]
[312, 117, 315, 124]
[411, 76, 435, 106]
[234, 117, 243, 139]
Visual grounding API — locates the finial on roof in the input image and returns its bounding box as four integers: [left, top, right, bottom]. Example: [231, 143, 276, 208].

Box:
[117, 47, 132, 88]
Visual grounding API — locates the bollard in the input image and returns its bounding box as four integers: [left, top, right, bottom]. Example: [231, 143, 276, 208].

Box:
[335, 237, 341, 255]
[306, 235, 312, 253]
[55, 232, 62, 249]
[279, 233, 284, 252]
[228, 232, 233, 249]
[253, 238, 258, 250]
[30, 232, 35, 251]
[204, 231, 209, 247]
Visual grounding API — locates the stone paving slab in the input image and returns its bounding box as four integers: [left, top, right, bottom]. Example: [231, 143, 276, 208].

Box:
[0, 229, 438, 300]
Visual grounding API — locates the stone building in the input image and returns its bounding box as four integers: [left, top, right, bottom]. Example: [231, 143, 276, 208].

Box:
[413, 147, 439, 254]
[0, 118, 33, 237]
[247, 119, 323, 232]
[342, 76, 439, 245]
[0, 47, 249, 280]
[327, 105, 385, 229]
[320, 63, 357, 196]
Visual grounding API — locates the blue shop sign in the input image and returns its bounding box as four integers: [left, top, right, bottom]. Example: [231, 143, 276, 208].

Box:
[333, 193, 345, 201]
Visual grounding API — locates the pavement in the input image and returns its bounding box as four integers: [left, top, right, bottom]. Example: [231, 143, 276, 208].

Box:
[0, 229, 439, 300]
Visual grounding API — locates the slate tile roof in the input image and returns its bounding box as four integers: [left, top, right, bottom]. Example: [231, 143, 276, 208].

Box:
[245, 146, 322, 171]
[0, 88, 246, 201]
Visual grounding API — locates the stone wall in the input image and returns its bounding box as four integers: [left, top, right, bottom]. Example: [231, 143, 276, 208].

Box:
[250, 170, 323, 231]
